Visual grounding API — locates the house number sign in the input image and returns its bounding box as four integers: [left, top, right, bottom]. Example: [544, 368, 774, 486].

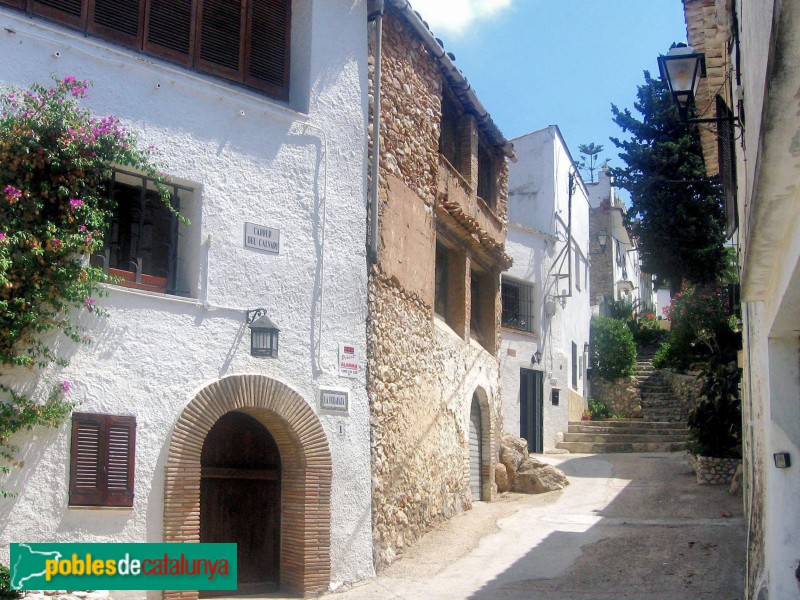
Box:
[244, 222, 281, 254]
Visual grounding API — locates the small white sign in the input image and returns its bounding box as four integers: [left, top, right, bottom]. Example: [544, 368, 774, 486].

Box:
[338, 343, 362, 378]
[320, 389, 349, 413]
[244, 222, 281, 254]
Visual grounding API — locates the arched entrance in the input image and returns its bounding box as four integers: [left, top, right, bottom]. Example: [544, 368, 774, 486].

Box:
[469, 394, 483, 500]
[200, 412, 281, 595]
[162, 375, 331, 600]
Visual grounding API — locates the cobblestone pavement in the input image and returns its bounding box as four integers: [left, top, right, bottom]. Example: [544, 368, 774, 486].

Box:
[301, 452, 745, 600]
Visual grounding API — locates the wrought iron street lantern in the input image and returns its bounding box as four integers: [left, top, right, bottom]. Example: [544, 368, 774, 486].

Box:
[658, 43, 706, 120]
[247, 309, 279, 357]
[597, 229, 609, 253]
[532, 349, 543, 365]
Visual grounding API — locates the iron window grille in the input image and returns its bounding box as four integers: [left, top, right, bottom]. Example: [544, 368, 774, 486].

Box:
[501, 278, 535, 333]
[91, 169, 192, 296]
[0, 0, 291, 100]
[716, 95, 738, 239]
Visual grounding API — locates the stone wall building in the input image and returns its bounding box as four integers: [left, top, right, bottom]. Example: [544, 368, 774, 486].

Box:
[366, 1, 514, 569]
[0, 1, 374, 597]
[587, 169, 654, 314]
[501, 126, 591, 452]
[681, 0, 800, 597]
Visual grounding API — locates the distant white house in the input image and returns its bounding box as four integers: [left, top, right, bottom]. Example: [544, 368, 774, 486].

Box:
[586, 169, 654, 314]
[500, 126, 591, 452]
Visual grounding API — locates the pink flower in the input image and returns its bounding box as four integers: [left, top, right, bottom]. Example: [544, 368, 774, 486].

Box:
[4, 185, 21, 201]
[0, 233, 6, 241]
[79, 225, 87, 232]
[52, 238, 62, 246]
[63, 76, 77, 84]
[60, 380, 72, 393]
[84, 297, 95, 309]
[69, 198, 84, 211]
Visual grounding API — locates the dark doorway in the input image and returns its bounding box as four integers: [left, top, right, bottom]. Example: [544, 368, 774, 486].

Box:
[200, 411, 281, 596]
[520, 368, 544, 453]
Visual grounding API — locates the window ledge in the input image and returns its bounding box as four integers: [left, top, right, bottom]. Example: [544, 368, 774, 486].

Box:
[102, 282, 200, 306]
[501, 326, 539, 338]
[433, 313, 465, 342]
[68, 505, 134, 510]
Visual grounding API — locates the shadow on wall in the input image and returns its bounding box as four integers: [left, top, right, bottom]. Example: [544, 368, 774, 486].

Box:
[465, 454, 746, 599]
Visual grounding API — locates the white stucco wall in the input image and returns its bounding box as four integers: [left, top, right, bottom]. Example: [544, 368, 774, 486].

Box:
[501, 127, 590, 452]
[0, 1, 374, 594]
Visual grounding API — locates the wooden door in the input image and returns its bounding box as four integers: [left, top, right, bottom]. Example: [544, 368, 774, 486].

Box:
[200, 411, 280, 596]
[520, 368, 544, 453]
[469, 395, 483, 501]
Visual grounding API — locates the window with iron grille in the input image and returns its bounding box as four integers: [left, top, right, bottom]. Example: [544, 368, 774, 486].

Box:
[0, 0, 291, 99]
[716, 95, 738, 239]
[435, 241, 449, 319]
[69, 412, 136, 507]
[501, 278, 534, 333]
[91, 170, 193, 296]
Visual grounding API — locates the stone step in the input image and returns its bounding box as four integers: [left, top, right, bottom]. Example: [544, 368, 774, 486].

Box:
[568, 424, 688, 436]
[556, 440, 688, 454]
[563, 432, 689, 444]
[568, 420, 687, 430]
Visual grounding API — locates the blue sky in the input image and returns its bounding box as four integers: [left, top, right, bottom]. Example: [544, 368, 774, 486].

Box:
[408, 0, 688, 179]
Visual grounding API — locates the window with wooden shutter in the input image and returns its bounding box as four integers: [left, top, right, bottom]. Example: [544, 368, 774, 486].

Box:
[30, 0, 86, 28]
[246, 0, 290, 98]
[144, 0, 196, 65]
[89, 0, 143, 47]
[69, 413, 136, 507]
[4, 0, 291, 99]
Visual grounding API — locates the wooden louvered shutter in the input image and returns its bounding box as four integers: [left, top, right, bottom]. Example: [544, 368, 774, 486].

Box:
[89, 0, 144, 47]
[245, 0, 290, 99]
[144, 0, 196, 66]
[0, 0, 27, 10]
[69, 413, 136, 507]
[196, 0, 246, 81]
[30, 0, 87, 28]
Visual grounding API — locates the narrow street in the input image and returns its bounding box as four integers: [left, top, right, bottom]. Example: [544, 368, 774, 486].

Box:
[321, 453, 745, 600]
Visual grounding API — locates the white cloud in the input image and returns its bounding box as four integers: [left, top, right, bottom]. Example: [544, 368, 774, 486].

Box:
[406, 0, 514, 36]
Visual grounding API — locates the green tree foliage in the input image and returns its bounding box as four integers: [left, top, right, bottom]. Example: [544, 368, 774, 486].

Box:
[590, 316, 636, 380]
[577, 142, 605, 183]
[610, 72, 727, 291]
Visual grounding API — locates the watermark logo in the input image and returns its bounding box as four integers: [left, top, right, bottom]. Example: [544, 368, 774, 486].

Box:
[10, 543, 237, 591]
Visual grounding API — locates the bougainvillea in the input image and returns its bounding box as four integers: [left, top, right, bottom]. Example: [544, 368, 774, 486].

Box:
[0, 76, 175, 483]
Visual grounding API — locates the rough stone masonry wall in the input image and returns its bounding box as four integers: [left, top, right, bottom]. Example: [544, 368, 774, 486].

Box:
[589, 204, 613, 305]
[368, 274, 501, 568]
[590, 375, 642, 418]
[368, 11, 505, 570]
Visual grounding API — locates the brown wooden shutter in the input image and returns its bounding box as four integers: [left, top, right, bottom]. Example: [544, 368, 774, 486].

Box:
[144, 0, 196, 65]
[89, 0, 144, 47]
[245, 0, 290, 98]
[0, 0, 27, 10]
[196, 0, 246, 80]
[29, 0, 87, 28]
[69, 413, 135, 507]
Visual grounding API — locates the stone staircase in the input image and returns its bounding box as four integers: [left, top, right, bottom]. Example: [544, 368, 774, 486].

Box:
[556, 348, 690, 454]
[557, 419, 689, 453]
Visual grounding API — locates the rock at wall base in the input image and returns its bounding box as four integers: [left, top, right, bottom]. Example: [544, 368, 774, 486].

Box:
[511, 457, 569, 494]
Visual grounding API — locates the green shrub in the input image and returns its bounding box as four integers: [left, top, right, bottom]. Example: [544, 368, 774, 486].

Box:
[588, 398, 614, 420]
[590, 316, 636, 379]
[652, 343, 671, 369]
[688, 359, 742, 458]
[0, 564, 20, 599]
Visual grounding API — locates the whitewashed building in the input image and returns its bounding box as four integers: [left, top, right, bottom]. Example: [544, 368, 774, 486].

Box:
[681, 1, 800, 597]
[500, 126, 591, 452]
[0, 1, 374, 597]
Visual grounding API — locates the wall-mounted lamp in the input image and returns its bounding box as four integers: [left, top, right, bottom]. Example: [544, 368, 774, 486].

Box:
[583, 342, 590, 354]
[658, 43, 741, 127]
[532, 350, 543, 365]
[591, 229, 609, 255]
[247, 308, 279, 358]
[774, 453, 791, 469]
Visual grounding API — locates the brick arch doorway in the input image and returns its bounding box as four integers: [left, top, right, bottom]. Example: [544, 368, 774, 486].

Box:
[163, 375, 332, 600]
[469, 386, 494, 502]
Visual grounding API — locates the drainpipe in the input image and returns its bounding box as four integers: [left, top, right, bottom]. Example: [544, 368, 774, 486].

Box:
[368, 0, 384, 263]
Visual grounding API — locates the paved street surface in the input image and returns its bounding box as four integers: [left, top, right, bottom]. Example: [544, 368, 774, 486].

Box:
[308, 452, 745, 600]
